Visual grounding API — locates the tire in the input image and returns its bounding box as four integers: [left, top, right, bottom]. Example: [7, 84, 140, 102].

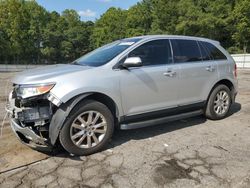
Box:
[205, 84, 232, 120]
[59, 100, 114, 156]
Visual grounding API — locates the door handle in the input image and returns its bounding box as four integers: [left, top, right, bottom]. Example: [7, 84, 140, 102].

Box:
[206, 65, 215, 72]
[163, 71, 177, 77]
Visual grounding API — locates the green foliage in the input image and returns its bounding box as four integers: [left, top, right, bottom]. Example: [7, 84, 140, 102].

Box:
[41, 9, 93, 62]
[150, 0, 179, 34]
[232, 0, 250, 52]
[125, 0, 152, 37]
[0, 0, 249, 64]
[0, 0, 94, 64]
[91, 8, 127, 48]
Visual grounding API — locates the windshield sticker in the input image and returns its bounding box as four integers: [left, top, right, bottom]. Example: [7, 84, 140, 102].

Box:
[119, 42, 135, 46]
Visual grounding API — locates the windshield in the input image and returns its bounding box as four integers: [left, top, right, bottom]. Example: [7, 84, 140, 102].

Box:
[72, 38, 142, 67]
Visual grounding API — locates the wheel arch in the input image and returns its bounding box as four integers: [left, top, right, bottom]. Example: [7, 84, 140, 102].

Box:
[84, 92, 119, 120]
[206, 79, 235, 104]
[49, 92, 120, 145]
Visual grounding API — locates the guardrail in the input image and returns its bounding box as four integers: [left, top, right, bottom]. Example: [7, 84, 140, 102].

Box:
[231, 54, 250, 68]
[0, 64, 43, 72]
[0, 54, 249, 72]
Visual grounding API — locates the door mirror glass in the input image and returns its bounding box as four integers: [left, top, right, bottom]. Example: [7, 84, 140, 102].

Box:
[123, 57, 142, 68]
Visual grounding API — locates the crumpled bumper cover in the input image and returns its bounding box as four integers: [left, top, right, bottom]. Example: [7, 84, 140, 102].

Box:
[10, 118, 53, 152]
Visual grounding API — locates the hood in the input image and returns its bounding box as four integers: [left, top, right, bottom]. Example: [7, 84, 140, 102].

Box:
[12, 64, 91, 84]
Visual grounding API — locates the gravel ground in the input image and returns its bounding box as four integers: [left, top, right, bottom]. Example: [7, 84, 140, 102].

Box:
[0, 70, 250, 188]
[0, 72, 48, 173]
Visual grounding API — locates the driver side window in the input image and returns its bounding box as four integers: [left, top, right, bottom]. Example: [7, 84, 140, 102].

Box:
[128, 39, 172, 66]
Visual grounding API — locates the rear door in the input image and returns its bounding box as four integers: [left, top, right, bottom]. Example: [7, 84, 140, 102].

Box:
[170, 39, 218, 105]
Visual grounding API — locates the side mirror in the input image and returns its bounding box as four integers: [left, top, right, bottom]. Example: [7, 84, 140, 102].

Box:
[123, 57, 142, 68]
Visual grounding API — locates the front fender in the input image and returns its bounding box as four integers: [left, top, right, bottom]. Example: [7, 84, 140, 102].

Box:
[49, 93, 91, 145]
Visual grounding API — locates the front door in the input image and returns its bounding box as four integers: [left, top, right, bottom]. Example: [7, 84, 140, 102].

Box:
[119, 39, 180, 118]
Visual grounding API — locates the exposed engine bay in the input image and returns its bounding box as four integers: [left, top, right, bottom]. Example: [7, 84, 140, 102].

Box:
[7, 85, 58, 149]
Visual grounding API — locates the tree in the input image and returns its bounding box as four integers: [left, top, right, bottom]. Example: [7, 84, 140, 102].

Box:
[0, 0, 28, 63]
[125, 0, 153, 37]
[0, 0, 48, 64]
[232, 0, 250, 52]
[61, 10, 94, 60]
[0, 0, 249, 64]
[24, 0, 48, 63]
[41, 10, 94, 63]
[0, 29, 9, 63]
[41, 11, 64, 63]
[91, 8, 127, 48]
[175, 0, 203, 36]
[150, 0, 180, 34]
[195, 0, 234, 48]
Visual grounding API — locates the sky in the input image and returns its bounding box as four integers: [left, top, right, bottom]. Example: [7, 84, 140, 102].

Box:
[36, 0, 141, 21]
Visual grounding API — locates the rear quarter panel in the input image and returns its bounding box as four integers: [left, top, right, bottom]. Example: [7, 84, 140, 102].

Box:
[203, 43, 238, 100]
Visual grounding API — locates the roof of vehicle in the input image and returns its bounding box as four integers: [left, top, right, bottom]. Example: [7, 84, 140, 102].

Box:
[126, 35, 220, 45]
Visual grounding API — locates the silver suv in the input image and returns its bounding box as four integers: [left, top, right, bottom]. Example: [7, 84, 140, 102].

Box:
[7, 35, 238, 155]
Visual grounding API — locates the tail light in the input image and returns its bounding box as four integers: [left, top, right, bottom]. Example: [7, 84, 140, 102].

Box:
[234, 63, 237, 78]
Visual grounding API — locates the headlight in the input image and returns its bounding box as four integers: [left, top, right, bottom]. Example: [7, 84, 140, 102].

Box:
[16, 83, 55, 98]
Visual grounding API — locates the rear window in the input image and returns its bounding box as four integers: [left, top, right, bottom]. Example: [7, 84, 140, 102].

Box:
[171, 39, 202, 63]
[201, 41, 227, 60]
[198, 41, 212, 61]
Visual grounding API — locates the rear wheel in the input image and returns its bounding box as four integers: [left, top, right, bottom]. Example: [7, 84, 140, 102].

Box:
[205, 85, 231, 120]
[59, 100, 114, 156]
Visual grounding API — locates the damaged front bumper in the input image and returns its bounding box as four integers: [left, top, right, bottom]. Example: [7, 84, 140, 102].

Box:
[9, 118, 53, 152]
[6, 89, 62, 152]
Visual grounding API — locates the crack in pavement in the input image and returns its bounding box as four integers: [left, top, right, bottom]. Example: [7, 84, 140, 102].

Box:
[152, 149, 230, 187]
[0, 151, 128, 188]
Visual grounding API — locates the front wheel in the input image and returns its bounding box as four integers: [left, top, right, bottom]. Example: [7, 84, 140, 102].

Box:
[59, 100, 114, 156]
[205, 85, 232, 120]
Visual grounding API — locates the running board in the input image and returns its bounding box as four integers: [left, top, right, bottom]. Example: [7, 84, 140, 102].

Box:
[120, 110, 203, 130]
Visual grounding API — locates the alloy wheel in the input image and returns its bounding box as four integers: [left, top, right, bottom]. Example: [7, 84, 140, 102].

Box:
[70, 111, 107, 148]
[213, 90, 230, 115]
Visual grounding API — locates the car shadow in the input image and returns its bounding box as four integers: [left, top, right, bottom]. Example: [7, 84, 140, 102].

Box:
[227, 102, 241, 116]
[53, 102, 241, 159]
[110, 116, 206, 148]
[109, 102, 241, 150]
